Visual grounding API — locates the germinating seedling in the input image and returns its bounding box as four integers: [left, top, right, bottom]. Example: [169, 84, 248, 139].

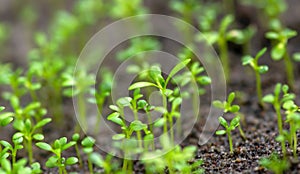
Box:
[36, 137, 78, 174]
[242, 47, 268, 106]
[129, 59, 191, 142]
[263, 83, 296, 156]
[216, 116, 240, 154]
[14, 118, 51, 164]
[0, 106, 14, 127]
[0, 132, 24, 166]
[213, 92, 246, 140]
[265, 28, 297, 89]
[259, 153, 290, 174]
[81, 136, 96, 174]
[282, 100, 300, 158]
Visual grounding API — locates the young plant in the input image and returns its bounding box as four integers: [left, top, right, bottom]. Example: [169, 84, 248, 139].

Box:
[216, 116, 240, 154]
[282, 100, 300, 158]
[72, 133, 83, 167]
[0, 132, 24, 166]
[242, 47, 268, 106]
[36, 137, 78, 174]
[14, 118, 52, 164]
[0, 158, 42, 174]
[265, 28, 297, 89]
[129, 59, 191, 141]
[263, 83, 295, 156]
[213, 92, 246, 140]
[81, 136, 96, 174]
[259, 153, 290, 174]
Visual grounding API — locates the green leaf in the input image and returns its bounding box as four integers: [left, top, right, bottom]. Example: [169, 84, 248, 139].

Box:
[0, 117, 13, 126]
[36, 142, 52, 151]
[130, 120, 147, 131]
[116, 97, 132, 107]
[265, 32, 279, 39]
[33, 134, 44, 141]
[292, 52, 300, 62]
[45, 156, 58, 168]
[227, 92, 236, 104]
[72, 133, 80, 141]
[271, 43, 285, 61]
[212, 100, 224, 109]
[262, 94, 275, 103]
[172, 97, 182, 110]
[109, 105, 119, 112]
[89, 153, 103, 167]
[107, 112, 123, 126]
[197, 76, 211, 85]
[230, 116, 240, 129]
[129, 82, 158, 90]
[218, 117, 228, 128]
[154, 118, 166, 127]
[65, 157, 78, 165]
[0, 106, 5, 112]
[255, 47, 267, 59]
[220, 15, 234, 33]
[166, 59, 191, 85]
[230, 105, 240, 113]
[1, 158, 11, 171]
[81, 137, 95, 147]
[258, 65, 269, 74]
[216, 130, 226, 135]
[112, 134, 125, 140]
[34, 118, 52, 129]
[242, 55, 253, 66]
[62, 141, 76, 151]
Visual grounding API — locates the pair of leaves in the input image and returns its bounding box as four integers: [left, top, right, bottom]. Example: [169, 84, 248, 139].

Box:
[216, 116, 240, 135]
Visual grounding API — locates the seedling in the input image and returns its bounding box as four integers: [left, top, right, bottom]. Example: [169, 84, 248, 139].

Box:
[242, 48, 268, 106]
[216, 116, 240, 154]
[36, 137, 78, 174]
[72, 133, 83, 167]
[0, 158, 42, 174]
[197, 15, 234, 81]
[81, 136, 96, 174]
[259, 153, 290, 174]
[213, 92, 246, 140]
[265, 28, 297, 89]
[0, 132, 24, 166]
[282, 100, 300, 158]
[14, 118, 51, 164]
[129, 59, 191, 141]
[263, 83, 295, 156]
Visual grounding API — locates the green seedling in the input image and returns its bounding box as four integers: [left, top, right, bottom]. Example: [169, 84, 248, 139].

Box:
[62, 69, 95, 132]
[129, 59, 191, 142]
[197, 15, 234, 81]
[72, 133, 83, 167]
[142, 134, 204, 174]
[81, 136, 96, 174]
[265, 28, 297, 89]
[227, 26, 256, 55]
[263, 83, 295, 156]
[216, 116, 240, 154]
[88, 69, 113, 134]
[282, 100, 300, 158]
[14, 118, 51, 164]
[242, 48, 268, 106]
[89, 153, 117, 174]
[0, 132, 24, 166]
[213, 92, 246, 140]
[0, 158, 42, 174]
[259, 153, 290, 174]
[36, 137, 78, 174]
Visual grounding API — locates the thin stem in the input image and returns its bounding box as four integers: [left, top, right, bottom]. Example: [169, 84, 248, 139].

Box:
[162, 92, 168, 135]
[255, 70, 263, 106]
[88, 157, 94, 174]
[238, 125, 246, 140]
[94, 101, 103, 134]
[133, 110, 142, 148]
[275, 103, 286, 156]
[291, 123, 297, 158]
[75, 144, 82, 167]
[228, 130, 233, 154]
[27, 138, 33, 164]
[168, 113, 174, 143]
[283, 51, 294, 90]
